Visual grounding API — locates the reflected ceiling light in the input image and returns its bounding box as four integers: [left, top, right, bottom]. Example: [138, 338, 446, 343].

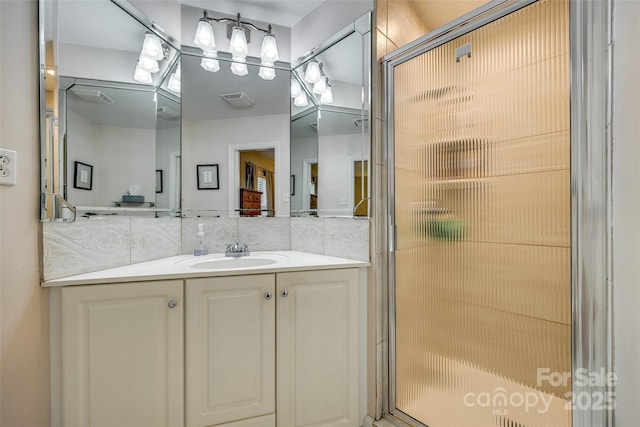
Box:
[291, 79, 302, 97]
[193, 10, 279, 79]
[138, 54, 159, 73]
[201, 50, 220, 72]
[304, 60, 321, 84]
[294, 92, 308, 107]
[230, 57, 249, 76]
[142, 33, 164, 61]
[320, 82, 334, 104]
[313, 76, 327, 95]
[258, 63, 276, 80]
[133, 63, 153, 84]
[167, 63, 181, 94]
[134, 32, 168, 84]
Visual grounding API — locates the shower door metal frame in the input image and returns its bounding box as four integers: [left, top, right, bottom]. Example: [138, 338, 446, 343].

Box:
[382, 0, 613, 426]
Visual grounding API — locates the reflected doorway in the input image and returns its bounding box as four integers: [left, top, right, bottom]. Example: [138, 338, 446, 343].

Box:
[239, 149, 275, 217]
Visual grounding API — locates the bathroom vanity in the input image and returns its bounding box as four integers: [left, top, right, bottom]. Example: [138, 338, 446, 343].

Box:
[45, 252, 368, 427]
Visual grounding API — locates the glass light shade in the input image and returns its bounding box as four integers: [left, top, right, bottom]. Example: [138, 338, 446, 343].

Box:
[174, 63, 181, 78]
[294, 92, 308, 107]
[313, 77, 327, 94]
[291, 79, 302, 98]
[230, 57, 248, 76]
[138, 54, 159, 73]
[142, 33, 164, 61]
[194, 20, 216, 50]
[203, 50, 218, 58]
[229, 27, 249, 58]
[133, 63, 153, 84]
[258, 63, 276, 80]
[304, 61, 321, 83]
[320, 85, 334, 104]
[167, 73, 181, 93]
[200, 57, 220, 72]
[260, 34, 279, 63]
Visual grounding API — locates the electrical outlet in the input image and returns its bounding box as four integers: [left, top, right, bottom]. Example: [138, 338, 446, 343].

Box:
[283, 192, 290, 203]
[0, 148, 17, 186]
[338, 196, 347, 206]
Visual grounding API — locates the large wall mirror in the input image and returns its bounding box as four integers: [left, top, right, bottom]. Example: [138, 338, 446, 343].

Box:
[40, 0, 180, 220]
[39, 0, 371, 221]
[290, 14, 371, 217]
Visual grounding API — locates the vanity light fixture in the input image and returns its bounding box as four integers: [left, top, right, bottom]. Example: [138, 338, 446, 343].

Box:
[201, 50, 220, 72]
[134, 32, 167, 84]
[304, 60, 321, 84]
[320, 79, 334, 104]
[313, 76, 327, 95]
[194, 10, 280, 80]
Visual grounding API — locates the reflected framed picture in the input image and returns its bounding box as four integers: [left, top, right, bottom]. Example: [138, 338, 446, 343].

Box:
[73, 161, 93, 190]
[156, 170, 163, 193]
[290, 175, 295, 196]
[197, 164, 219, 190]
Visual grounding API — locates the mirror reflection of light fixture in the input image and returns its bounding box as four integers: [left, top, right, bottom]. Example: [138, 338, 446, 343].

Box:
[291, 79, 302, 97]
[142, 33, 164, 61]
[201, 50, 220, 72]
[294, 92, 308, 107]
[134, 32, 167, 84]
[167, 63, 181, 94]
[304, 60, 321, 83]
[313, 76, 327, 95]
[320, 81, 334, 104]
[258, 63, 276, 80]
[193, 11, 280, 80]
[230, 57, 249, 76]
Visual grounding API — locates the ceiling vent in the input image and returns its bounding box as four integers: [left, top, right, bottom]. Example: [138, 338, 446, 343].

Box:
[353, 117, 369, 127]
[220, 92, 255, 108]
[70, 87, 114, 104]
[309, 122, 318, 129]
[157, 106, 180, 119]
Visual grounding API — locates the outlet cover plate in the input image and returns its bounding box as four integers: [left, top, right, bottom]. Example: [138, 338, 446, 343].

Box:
[0, 148, 17, 186]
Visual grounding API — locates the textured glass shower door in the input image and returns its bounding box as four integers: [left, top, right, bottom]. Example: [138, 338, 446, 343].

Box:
[391, 1, 570, 426]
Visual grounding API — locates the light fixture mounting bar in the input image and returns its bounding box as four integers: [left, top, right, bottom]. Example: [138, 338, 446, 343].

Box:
[200, 11, 275, 39]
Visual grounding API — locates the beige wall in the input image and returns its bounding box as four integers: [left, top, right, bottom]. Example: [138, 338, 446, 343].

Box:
[0, 1, 51, 426]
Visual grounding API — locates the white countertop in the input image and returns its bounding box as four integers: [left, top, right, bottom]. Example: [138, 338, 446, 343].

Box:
[42, 251, 370, 287]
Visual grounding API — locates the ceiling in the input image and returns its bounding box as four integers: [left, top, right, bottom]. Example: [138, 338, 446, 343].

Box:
[178, 0, 324, 27]
[291, 109, 365, 140]
[181, 54, 290, 121]
[411, 0, 490, 32]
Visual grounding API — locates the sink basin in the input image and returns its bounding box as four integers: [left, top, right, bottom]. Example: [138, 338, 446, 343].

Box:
[176, 253, 288, 270]
[190, 257, 278, 269]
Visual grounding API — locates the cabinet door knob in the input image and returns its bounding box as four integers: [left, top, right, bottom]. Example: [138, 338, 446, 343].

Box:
[168, 299, 177, 309]
[281, 290, 289, 297]
[265, 292, 273, 300]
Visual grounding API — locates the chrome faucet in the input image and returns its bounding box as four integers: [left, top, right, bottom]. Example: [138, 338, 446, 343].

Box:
[225, 241, 250, 257]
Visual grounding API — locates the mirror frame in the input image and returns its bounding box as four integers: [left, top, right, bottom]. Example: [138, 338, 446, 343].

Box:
[38, 0, 180, 221]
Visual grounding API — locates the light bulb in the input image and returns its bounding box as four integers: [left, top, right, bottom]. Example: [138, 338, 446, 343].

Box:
[258, 63, 276, 80]
[260, 34, 279, 63]
[313, 77, 327, 95]
[230, 56, 248, 76]
[291, 79, 302, 98]
[294, 92, 308, 107]
[304, 61, 321, 83]
[194, 20, 215, 50]
[320, 85, 334, 104]
[168, 73, 181, 93]
[133, 63, 153, 84]
[200, 57, 220, 72]
[138, 53, 159, 73]
[229, 27, 249, 58]
[142, 33, 164, 61]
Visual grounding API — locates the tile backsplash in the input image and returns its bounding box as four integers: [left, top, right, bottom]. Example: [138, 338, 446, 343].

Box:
[42, 216, 370, 281]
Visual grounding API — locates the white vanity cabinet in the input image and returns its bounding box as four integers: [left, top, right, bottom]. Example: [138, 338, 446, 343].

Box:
[51, 265, 363, 427]
[59, 280, 184, 427]
[186, 274, 276, 427]
[277, 269, 360, 427]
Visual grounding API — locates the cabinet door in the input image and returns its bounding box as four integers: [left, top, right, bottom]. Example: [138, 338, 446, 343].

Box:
[62, 280, 184, 427]
[277, 269, 360, 427]
[186, 275, 276, 427]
